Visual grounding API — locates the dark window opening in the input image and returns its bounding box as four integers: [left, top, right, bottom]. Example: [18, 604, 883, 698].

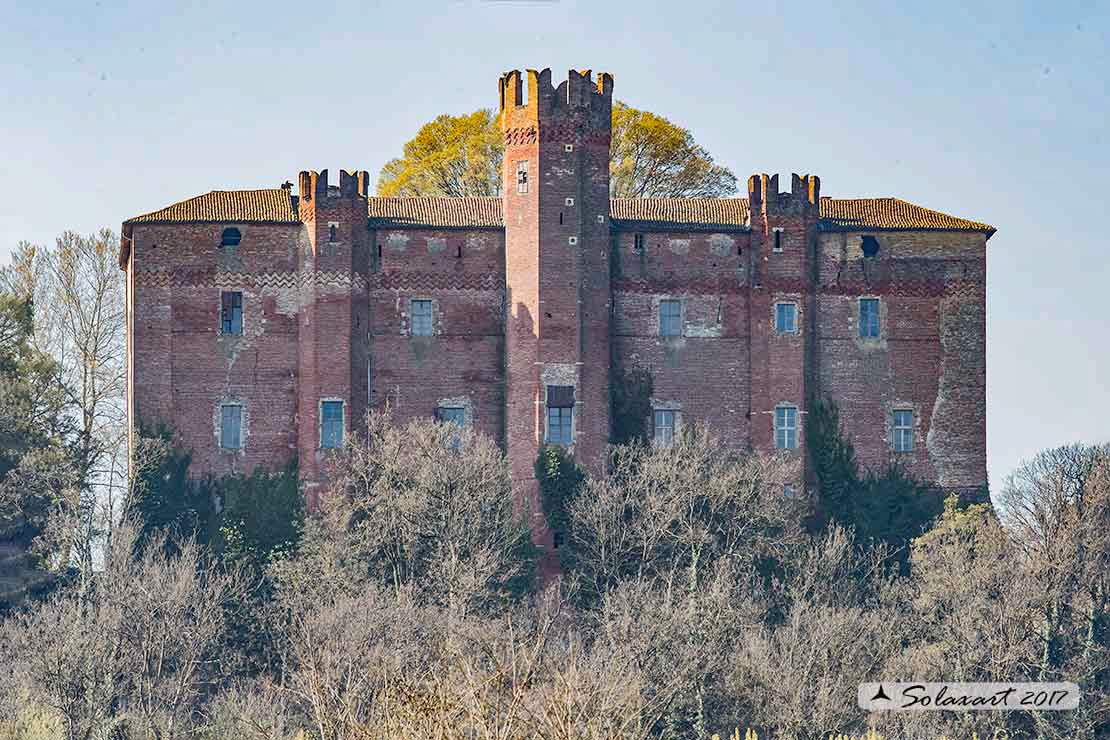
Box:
[553, 531, 565, 549]
[861, 235, 880, 258]
[328, 224, 338, 243]
[456, 245, 462, 258]
[221, 291, 243, 335]
[633, 233, 645, 251]
[546, 385, 574, 446]
[559, 212, 563, 225]
[773, 230, 783, 252]
[377, 244, 382, 258]
[220, 227, 241, 247]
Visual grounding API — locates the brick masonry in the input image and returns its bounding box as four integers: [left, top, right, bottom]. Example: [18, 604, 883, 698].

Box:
[122, 67, 991, 560]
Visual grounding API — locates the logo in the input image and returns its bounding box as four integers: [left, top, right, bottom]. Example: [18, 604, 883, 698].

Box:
[858, 683, 1079, 711]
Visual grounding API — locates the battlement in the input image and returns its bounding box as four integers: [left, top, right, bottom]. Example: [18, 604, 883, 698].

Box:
[297, 169, 370, 202]
[747, 172, 820, 215]
[499, 68, 613, 130]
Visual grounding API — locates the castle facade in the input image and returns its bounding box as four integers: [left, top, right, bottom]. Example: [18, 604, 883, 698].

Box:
[120, 68, 993, 537]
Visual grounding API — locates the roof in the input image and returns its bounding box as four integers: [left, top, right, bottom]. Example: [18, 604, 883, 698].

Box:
[124, 189, 298, 224]
[366, 196, 502, 228]
[123, 190, 994, 234]
[818, 197, 994, 233]
[611, 198, 750, 229]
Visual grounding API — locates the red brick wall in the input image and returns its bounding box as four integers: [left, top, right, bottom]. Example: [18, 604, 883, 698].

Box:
[812, 230, 987, 492]
[127, 221, 302, 477]
[610, 229, 752, 449]
[367, 227, 506, 445]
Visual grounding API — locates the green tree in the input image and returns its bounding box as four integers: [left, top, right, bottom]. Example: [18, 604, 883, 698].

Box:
[0, 293, 79, 602]
[807, 397, 944, 567]
[377, 110, 503, 197]
[376, 103, 737, 198]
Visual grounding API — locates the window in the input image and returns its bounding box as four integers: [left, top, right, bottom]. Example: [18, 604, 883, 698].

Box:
[546, 385, 574, 446]
[773, 228, 784, 253]
[861, 235, 880, 258]
[564, 143, 574, 152]
[516, 160, 529, 194]
[568, 236, 578, 245]
[633, 233, 645, 251]
[775, 302, 798, 334]
[565, 197, 575, 206]
[436, 406, 465, 427]
[328, 222, 338, 243]
[411, 299, 433, 336]
[221, 291, 242, 335]
[659, 299, 682, 337]
[220, 227, 241, 247]
[436, 406, 466, 449]
[859, 298, 881, 338]
[320, 400, 344, 449]
[654, 409, 676, 446]
[775, 405, 798, 450]
[893, 409, 914, 452]
[220, 404, 242, 449]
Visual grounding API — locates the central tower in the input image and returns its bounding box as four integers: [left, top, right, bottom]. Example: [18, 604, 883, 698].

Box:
[499, 68, 613, 556]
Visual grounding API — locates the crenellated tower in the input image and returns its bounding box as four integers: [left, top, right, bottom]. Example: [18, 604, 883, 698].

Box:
[295, 169, 370, 499]
[747, 173, 820, 488]
[499, 68, 614, 563]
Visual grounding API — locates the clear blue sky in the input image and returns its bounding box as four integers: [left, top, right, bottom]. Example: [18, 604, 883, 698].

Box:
[2, 0, 1107, 493]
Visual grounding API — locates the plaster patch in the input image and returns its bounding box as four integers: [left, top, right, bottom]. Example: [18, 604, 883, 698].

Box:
[386, 232, 410, 252]
[668, 239, 691, 255]
[709, 234, 735, 256]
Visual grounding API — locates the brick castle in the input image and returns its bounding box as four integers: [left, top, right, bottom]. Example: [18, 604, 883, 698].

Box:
[120, 68, 993, 540]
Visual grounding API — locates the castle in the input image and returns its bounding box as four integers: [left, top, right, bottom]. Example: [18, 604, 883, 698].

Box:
[120, 68, 992, 542]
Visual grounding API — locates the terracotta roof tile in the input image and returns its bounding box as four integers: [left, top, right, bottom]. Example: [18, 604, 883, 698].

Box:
[125, 190, 994, 235]
[610, 198, 750, 228]
[125, 189, 297, 224]
[819, 197, 994, 233]
[365, 197, 502, 228]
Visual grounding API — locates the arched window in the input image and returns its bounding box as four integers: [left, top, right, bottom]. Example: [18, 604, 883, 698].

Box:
[220, 227, 242, 247]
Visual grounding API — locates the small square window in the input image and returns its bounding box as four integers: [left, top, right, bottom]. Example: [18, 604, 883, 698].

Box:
[859, 298, 881, 339]
[893, 409, 914, 452]
[775, 405, 798, 450]
[596, 215, 605, 223]
[516, 160, 529, 194]
[565, 197, 575, 206]
[221, 291, 242, 335]
[775, 302, 798, 334]
[565, 144, 574, 152]
[220, 404, 242, 449]
[773, 228, 784, 253]
[320, 400, 344, 449]
[654, 409, 676, 446]
[659, 299, 682, 337]
[411, 299, 433, 336]
[568, 236, 578, 245]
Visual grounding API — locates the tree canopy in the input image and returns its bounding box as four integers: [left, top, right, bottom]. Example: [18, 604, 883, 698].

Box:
[376, 102, 737, 199]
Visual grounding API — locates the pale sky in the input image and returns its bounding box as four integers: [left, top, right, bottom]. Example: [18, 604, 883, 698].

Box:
[2, 0, 1107, 494]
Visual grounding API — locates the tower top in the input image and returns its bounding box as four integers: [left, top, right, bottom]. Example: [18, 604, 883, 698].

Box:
[498, 68, 613, 131]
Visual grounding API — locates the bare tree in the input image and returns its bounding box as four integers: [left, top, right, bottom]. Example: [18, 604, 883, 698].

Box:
[0, 520, 244, 740]
[298, 410, 533, 616]
[3, 231, 126, 580]
[567, 425, 804, 600]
